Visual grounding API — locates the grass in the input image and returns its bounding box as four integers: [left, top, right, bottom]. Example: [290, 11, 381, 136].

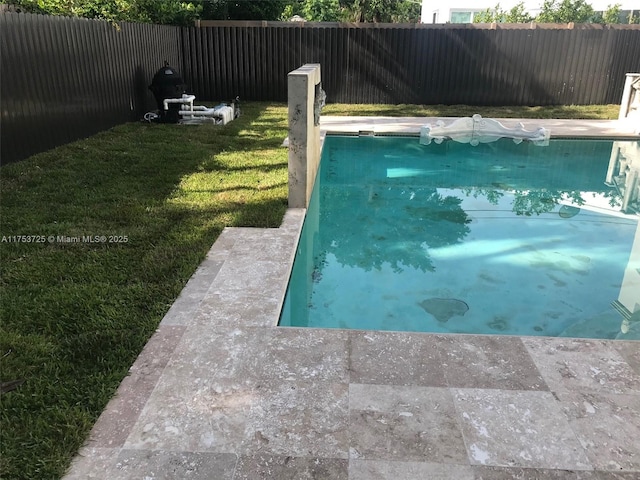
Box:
[322, 103, 620, 119]
[0, 102, 289, 479]
[0, 102, 619, 479]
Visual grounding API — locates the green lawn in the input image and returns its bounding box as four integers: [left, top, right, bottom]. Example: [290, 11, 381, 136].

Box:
[0, 103, 620, 479]
[322, 103, 620, 119]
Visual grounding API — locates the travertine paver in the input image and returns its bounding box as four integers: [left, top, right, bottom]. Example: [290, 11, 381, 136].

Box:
[207, 258, 292, 295]
[194, 291, 283, 327]
[349, 330, 447, 387]
[124, 374, 350, 457]
[437, 335, 549, 391]
[471, 466, 601, 479]
[109, 451, 237, 480]
[522, 337, 640, 395]
[613, 341, 640, 375]
[558, 391, 640, 471]
[234, 455, 348, 480]
[349, 459, 474, 480]
[453, 389, 591, 469]
[64, 447, 120, 480]
[349, 384, 467, 463]
[63, 122, 640, 479]
[81, 325, 186, 449]
[164, 326, 350, 385]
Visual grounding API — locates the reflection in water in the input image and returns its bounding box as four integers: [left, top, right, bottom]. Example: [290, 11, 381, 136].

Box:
[606, 141, 640, 214]
[280, 137, 640, 339]
[321, 186, 471, 273]
[605, 142, 640, 338]
[462, 187, 617, 216]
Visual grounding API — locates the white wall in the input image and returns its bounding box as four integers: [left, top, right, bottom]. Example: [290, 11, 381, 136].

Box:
[421, 0, 639, 24]
[421, 0, 541, 23]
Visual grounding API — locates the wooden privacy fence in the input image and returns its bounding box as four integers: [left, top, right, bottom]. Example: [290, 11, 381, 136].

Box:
[2, 12, 640, 163]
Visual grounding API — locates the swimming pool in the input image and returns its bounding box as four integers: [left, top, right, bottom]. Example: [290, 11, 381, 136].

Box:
[279, 136, 640, 340]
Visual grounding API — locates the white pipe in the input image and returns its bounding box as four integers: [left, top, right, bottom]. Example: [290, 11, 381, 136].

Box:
[179, 105, 235, 125]
[159, 93, 236, 125]
[179, 110, 218, 116]
[163, 94, 196, 111]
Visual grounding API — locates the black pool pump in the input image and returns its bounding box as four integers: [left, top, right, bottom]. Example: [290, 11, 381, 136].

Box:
[148, 62, 186, 123]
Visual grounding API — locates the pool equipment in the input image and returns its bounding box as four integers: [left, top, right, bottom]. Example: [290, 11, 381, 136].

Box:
[166, 94, 239, 125]
[148, 63, 186, 123]
[420, 114, 550, 146]
[147, 62, 239, 125]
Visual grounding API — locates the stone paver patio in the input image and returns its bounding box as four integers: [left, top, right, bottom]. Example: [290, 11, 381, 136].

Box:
[64, 118, 640, 479]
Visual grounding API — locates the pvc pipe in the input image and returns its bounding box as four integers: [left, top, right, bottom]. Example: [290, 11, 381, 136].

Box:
[180, 110, 217, 116]
[179, 105, 234, 124]
[163, 94, 196, 111]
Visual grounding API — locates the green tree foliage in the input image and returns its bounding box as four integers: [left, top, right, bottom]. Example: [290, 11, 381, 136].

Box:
[302, 0, 341, 21]
[11, 0, 425, 24]
[473, 2, 534, 23]
[602, 3, 622, 23]
[591, 3, 622, 24]
[13, 0, 202, 25]
[281, 0, 421, 23]
[341, 0, 420, 23]
[475, 1, 627, 24]
[138, 0, 202, 25]
[536, 0, 595, 23]
[280, 3, 300, 20]
[201, 0, 287, 20]
[473, 4, 502, 23]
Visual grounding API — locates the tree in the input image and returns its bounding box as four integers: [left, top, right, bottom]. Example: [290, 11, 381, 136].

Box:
[601, 3, 622, 23]
[280, 1, 302, 20]
[505, 2, 535, 22]
[591, 3, 622, 23]
[137, 0, 202, 25]
[474, 2, 534, 23]
[13, 0, 202, 25]
[281, 0, 422, 23]
[201, 0, 287, 20]
[536, 0, 595, 23]
[474, 4, 503, 23]
[341, 0, 420, 23]
[302, 0, 341, 21]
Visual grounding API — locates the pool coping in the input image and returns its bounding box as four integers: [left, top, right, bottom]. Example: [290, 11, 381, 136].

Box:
[64, 118, 640, 479]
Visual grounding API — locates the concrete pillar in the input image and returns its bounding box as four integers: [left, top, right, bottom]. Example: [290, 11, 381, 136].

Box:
[288, 64, 322, 208]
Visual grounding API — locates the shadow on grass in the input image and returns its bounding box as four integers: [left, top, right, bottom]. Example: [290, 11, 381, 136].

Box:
[0, 102, 289, 480]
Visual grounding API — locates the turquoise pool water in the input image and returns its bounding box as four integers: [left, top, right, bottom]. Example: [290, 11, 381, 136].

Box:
[279, 136, 640, 339]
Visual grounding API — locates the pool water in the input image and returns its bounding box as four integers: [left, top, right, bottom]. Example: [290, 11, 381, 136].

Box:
[279, 136, 640, 340]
